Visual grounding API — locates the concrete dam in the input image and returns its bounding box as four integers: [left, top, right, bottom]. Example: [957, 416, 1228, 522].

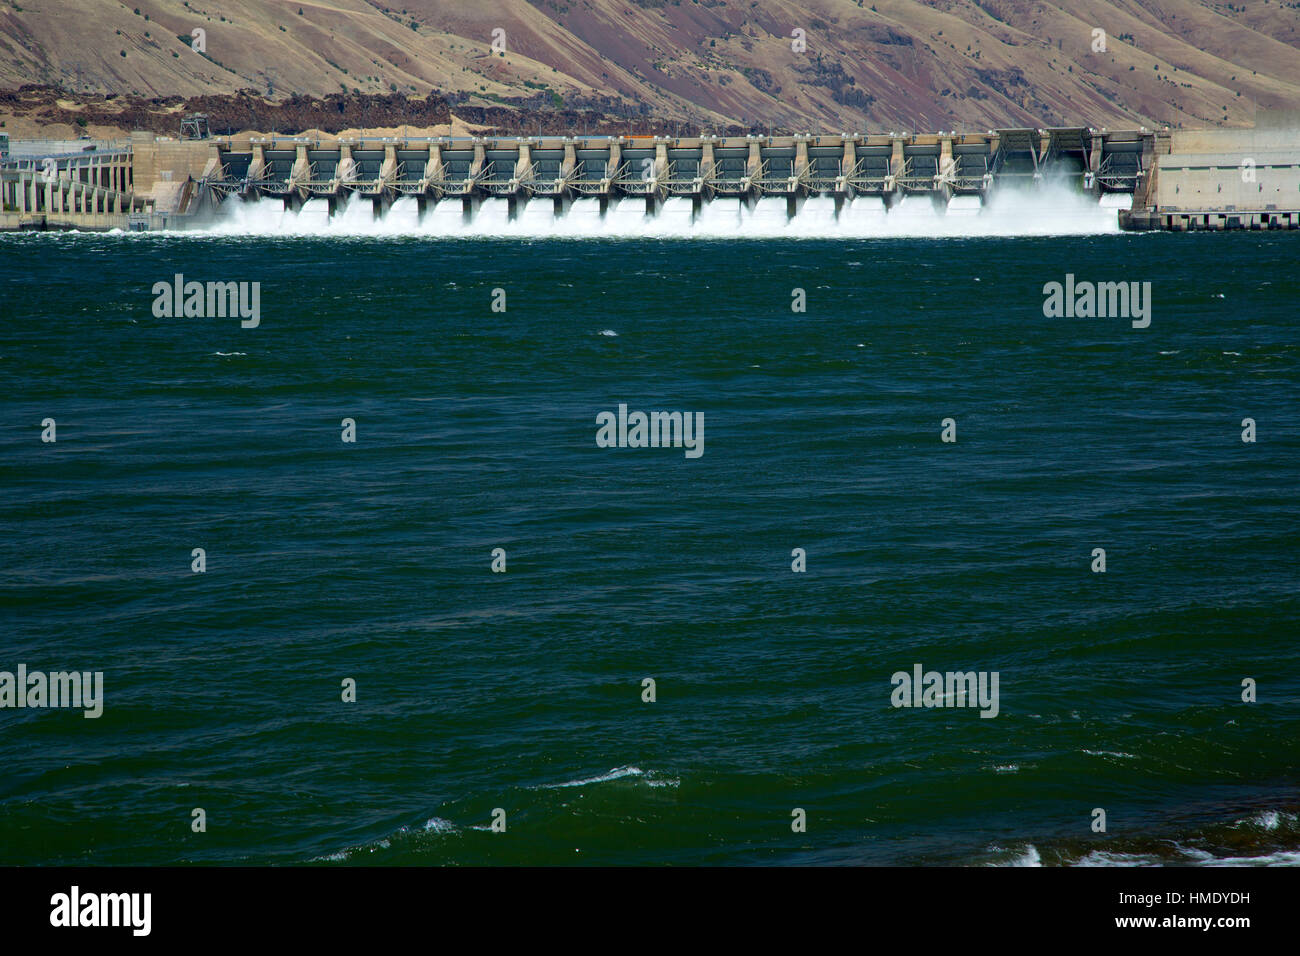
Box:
[197, 127, 1149, 236]
[4, 116, 1298, 235]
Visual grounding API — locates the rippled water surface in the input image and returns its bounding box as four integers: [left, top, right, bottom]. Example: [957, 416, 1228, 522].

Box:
[1, 230, 1296, 865]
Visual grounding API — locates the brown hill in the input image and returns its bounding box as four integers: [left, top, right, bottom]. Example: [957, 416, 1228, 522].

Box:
[2, 0, 1298, 134]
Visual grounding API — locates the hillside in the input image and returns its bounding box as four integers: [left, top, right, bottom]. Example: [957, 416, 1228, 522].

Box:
[2, 0, 1299, 135]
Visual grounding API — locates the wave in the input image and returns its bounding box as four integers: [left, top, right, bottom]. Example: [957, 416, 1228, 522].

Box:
[1233, 810, 1297, 832]
[310, 836, 395, 863]
[194, 185, 1124, 240]
[1011, 845, 1043, 866]
[984, 844, 1043, 866]
[1071, 847, 1300, 867]
[310, 768, 680, 863]
[536, 765, 680, 790]
[312, 816, 459, 863]
[984, 844, 1300, 867]
[983, 807, 1300, 867]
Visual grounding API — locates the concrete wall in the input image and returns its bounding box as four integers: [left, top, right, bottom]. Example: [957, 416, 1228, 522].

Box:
[1155, 116, 1300, 213]
[1169, 126, 1300, 154]
[129, 131, 213, 197]
[1155, 151, 1300, 212]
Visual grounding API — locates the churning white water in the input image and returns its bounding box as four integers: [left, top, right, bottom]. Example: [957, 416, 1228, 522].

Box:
[201, 184, 1124, 239]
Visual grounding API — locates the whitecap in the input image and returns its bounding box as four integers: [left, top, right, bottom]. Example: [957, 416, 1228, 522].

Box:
[542, 765, 646, 789]
[1074, 851, 1161, 867]
[1201, 850, 1300, 867]
[1004, 845, 1042, 867]
[1233, 809, 1297, 831]
[537, 765, 679, 790]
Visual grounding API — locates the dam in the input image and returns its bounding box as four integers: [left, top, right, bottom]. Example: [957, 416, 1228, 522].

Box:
[2, 117, 1298, 234]
[196, 127, 1152, 233]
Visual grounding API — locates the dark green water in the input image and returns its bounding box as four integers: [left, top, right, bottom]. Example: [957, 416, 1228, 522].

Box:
[1, 231, 1297, 865]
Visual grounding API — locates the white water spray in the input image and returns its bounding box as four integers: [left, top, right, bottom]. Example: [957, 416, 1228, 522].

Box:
[201, 184, 1125, 239]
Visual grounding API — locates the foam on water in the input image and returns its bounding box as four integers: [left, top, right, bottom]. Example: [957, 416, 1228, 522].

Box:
[654, 196, 696, 235]
[798, 195, 840, 231]
[1234, 809, 1298, 831]
[743, 196, 793, 235]
[1203, 850, 1300, 866]
[998, 845, 1043, 867]
[1082, 749, 1139, 760]
[540, 765, 647, 789]
[537, 765, 680, 790]
[422, 196, 465, 234]
[1073, 851, 1163, 867]
[196, 183, 1123, 239]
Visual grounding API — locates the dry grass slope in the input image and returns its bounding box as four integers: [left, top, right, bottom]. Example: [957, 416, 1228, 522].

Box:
[1, 0, 1298, 131]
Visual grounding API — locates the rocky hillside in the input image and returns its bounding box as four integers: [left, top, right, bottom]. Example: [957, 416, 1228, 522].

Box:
[2, 0, 1299, 133]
